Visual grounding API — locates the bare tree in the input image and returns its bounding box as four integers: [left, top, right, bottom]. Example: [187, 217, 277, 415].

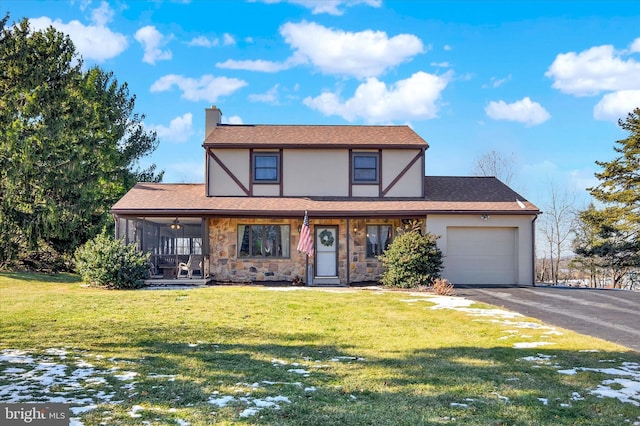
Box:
[473, 150, 516, 185]
[539, 182, 578, 284]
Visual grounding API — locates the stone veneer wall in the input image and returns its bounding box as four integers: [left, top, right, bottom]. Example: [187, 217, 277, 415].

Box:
[207, 217, 405, 285]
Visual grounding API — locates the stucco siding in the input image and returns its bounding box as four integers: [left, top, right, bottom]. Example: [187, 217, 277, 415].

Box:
[208, 149, 250, 196]
[284, 149, 348, 196]
[382, 150, 423, 197]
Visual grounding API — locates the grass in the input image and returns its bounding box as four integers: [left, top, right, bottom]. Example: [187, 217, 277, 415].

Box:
[1, 272, 639, 425]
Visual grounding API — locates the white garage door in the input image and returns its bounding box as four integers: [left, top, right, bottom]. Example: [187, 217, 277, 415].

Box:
[445, 227, 517, 285]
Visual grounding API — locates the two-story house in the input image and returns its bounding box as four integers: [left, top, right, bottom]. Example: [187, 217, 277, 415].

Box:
[111, 106, 540, 286]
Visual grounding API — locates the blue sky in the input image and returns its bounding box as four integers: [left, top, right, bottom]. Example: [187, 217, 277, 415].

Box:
[4, 0, 640, 209]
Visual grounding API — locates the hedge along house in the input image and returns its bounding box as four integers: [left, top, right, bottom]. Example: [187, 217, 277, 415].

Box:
[111, 106, 540, 286]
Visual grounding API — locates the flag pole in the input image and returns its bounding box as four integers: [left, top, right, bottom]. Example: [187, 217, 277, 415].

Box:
[305, 250, 309, 286]
[298, 209, 313, 286]
[304, 210, 309, 286]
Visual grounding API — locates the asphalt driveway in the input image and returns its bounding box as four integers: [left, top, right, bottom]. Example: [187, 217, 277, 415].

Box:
[454, 285, 640, 352]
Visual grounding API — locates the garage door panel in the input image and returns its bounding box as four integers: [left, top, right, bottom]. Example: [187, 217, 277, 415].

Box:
[445, 227, 516, 285]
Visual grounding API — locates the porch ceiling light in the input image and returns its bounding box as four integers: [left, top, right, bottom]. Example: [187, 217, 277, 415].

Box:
[171, 219, 181, 230]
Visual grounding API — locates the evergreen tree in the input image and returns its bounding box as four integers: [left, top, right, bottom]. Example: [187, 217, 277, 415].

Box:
[574, 108, 640, 287]
[0, 16, 162, 269]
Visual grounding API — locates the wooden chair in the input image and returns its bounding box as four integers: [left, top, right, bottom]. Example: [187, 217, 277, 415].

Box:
[177, 255, 202, 279]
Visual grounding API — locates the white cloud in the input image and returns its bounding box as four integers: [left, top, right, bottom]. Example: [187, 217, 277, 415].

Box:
[222, 33, 236, 46]
[188, 36, 218, 47]
[280, 21, 425, 78]
[150, 74, 248, 102]
[632, 37, 640, 53]
[482, 75, 511, 89]
[223, 115, 244, 124]
[29, 2, 127, 62]
[188, 34, 234, 48]
[430, 62, 451, 68]
[485, 97, 550, 126]
[258, 0, 381, 16]
[546, 42, 640, 96]
[443, 44, 452, 51]
[216, 58, 294, 72]
[150, 113, 194, 143]
[303, 71, 452, 123]
[593, 90, 640, 121]
[249, 84, 280, 103]
[90, 1, 114, 26]
[134, 25, 172, 65]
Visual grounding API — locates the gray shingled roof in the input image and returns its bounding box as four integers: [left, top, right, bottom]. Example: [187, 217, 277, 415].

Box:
[424, 176, 528, 202]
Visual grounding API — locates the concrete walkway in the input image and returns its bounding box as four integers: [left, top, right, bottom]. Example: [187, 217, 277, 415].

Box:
[454, 285, 640, 352]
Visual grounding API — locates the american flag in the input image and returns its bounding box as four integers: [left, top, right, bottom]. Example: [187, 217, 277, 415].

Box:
[297, 210, 314, 257]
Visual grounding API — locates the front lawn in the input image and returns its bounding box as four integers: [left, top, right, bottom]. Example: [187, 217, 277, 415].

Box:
[1, 273, 639, 425]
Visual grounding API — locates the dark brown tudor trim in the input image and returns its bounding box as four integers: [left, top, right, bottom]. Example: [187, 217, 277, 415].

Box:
[378, 149, 383, 197]
[210, 150, 250, 196]
[382, 149, 425, 196]
[279, 148, 284, 197]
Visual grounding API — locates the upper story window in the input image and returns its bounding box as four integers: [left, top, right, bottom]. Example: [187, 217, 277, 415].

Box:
[353, 153, 379, 183]
[253, 153, 279, 182]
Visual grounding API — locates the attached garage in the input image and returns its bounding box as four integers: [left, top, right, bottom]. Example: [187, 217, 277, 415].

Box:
[444, 227, 517, 285]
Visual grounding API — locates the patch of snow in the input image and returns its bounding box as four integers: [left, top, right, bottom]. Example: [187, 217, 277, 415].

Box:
[519, 354, 555, 362]
[209, 395, 235, 407]
[45, 348, 68, 358]
[538, 398, 548, 405]
[239, 407, 260, 417]
[513, 341, 555, 349]
[129, 405, 145, 418]
[330, 356, 365, 362]
[593, 378, 640, 406]
[450, 402, 468, 408]
[114, 371, 137, 380]
[70, 405, 98, 415]
[493, 392, 510, 402]
[287, 368, 310, 376]
[3, 367, 27, 373]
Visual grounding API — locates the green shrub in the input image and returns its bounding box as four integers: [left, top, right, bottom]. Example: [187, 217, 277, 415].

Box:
[74, 232, 149, 289]
[378, 230, 443, 288]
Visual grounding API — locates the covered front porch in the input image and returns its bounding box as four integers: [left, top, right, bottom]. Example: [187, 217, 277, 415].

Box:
[114, 215, 212, 285]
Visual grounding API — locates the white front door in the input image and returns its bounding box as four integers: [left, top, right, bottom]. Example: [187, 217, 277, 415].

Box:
[315, 226, 338, 277]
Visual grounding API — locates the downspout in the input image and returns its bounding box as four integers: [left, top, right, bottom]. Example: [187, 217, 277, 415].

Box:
[531, 214, 539, 287]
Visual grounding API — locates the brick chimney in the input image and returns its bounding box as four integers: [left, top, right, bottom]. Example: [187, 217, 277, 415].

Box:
[205, 105, 222, 138]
